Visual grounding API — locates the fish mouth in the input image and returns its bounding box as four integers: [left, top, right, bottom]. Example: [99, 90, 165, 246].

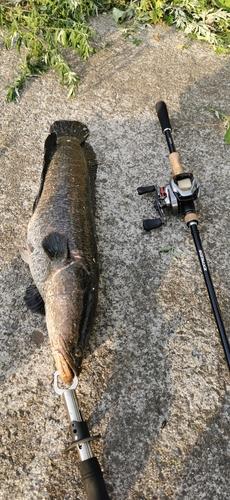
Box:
[53, 347, 83, 383]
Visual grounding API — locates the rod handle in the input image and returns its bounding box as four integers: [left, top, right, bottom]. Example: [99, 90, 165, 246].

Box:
[155, 101, 172, 132]
[169, 151, 185, 176]
[156, 101, 185, 175]
[78, 457, 111, 500]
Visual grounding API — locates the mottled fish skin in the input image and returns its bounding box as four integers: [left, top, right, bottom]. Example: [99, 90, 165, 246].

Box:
[26, 121, 99, 382]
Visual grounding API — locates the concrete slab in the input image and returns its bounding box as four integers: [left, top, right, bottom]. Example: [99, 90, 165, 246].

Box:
[0, 13, 230, 499]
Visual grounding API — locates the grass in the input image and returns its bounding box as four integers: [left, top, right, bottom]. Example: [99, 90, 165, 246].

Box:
[0, 0, 229, 103]
[206, 107, 230, 144]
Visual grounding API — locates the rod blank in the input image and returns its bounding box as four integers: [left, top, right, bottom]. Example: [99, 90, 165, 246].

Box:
[189, 222, 230, 369]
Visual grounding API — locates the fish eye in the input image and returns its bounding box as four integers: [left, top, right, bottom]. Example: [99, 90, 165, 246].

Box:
[75, 346, 83, 358]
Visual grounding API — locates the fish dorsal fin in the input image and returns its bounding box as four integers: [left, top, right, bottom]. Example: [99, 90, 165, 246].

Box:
[81, 142, 98, 211]
[42, 232, 68, 260]
[33, 132, 57, 212]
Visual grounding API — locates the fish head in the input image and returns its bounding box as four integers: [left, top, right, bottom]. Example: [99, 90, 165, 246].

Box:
[45, 258, 89, 383]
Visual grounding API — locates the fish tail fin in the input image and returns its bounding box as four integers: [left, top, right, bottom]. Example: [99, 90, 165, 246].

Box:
[50, 121, 89, 144]
[51, 121, 98, 210]
[32, 121, 95, 213]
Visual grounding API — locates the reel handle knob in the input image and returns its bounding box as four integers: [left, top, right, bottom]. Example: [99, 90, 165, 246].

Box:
[143, 218, 163, 231]
[137, 185, 155, 195]
[155, 101, 172, 132]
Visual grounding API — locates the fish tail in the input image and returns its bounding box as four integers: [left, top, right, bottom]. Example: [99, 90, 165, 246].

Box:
[50, 120, 89, 144]
[32, 121, 95, 212]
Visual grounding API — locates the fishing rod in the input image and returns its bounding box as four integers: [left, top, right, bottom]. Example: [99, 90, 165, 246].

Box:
[137, 100, 230, 370]
[54, 371, 111, 500]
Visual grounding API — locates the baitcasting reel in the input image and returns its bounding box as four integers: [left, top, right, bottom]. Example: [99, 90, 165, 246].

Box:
[137, 172, 200, 231]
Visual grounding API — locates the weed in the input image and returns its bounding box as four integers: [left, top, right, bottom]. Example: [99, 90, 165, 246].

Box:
[159, 245, 184, 258]
[0, 0, 99, 101]
[0, 1, 229, 101]
[206, 107, 230, 144]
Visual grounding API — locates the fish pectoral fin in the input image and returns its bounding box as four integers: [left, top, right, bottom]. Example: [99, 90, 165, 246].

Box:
[24, 284, 45, 315]
[42, 232, 68, 261]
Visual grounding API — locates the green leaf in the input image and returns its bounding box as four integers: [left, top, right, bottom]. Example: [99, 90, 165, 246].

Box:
[224, 127, 230, 144]
[214, 0, 230, 11]
[112, 8, 128, 24]
[160, 245, 174, 253]
[133, 38, 142, 46]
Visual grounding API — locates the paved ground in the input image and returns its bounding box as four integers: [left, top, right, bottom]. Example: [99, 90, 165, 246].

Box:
[0, 12, 230, 500]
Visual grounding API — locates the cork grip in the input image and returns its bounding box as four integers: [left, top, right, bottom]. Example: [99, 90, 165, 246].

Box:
[169, 152, 184, 176]
[184, 213, 198, 224]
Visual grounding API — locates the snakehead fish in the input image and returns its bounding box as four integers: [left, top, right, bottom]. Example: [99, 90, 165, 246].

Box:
[24, 121, 99, 383]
